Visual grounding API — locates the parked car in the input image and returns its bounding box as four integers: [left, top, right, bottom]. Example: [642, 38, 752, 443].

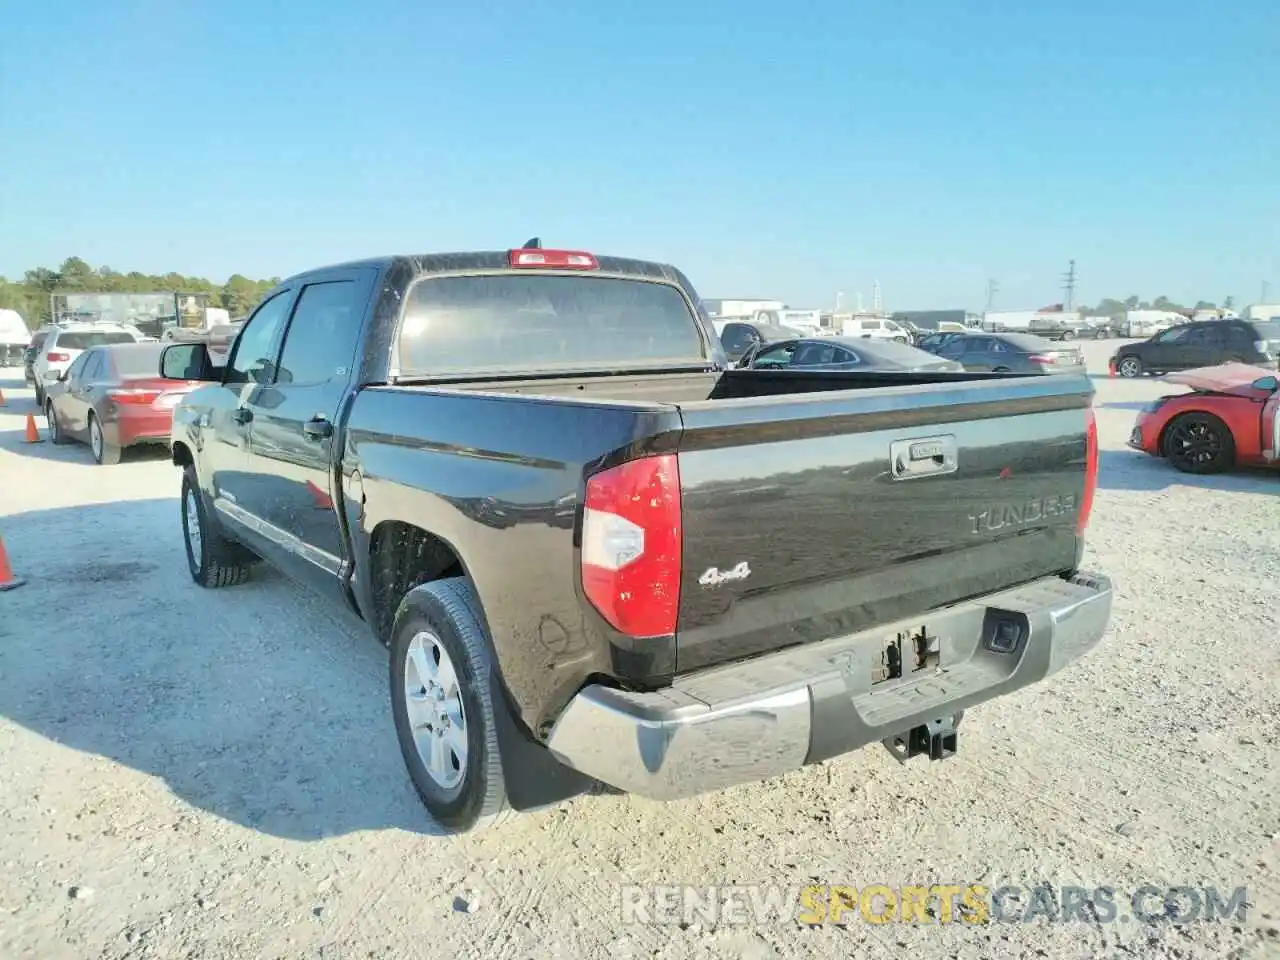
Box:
[1109, 318, 1280, 378]
[1127, 364, 1280, 474]
[927, 332, 1086, 376]
[43, 342, 203, 464]
[31, 322, 145, 406]
[916, 330, 972, 353]
[739, 336, 965, 373]
[163, 243, 1109, 833]
[716, 319, 798, 362]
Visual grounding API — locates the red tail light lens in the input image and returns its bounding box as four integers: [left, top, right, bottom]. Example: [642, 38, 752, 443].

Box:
[509, 249, 598, 269]
[108, 389, 161, 405]
[1028, 354, 1056, 365]
[46, 351, 71, 362]
[581, 454, 682, 638]
[1077, 407, 1098, 534]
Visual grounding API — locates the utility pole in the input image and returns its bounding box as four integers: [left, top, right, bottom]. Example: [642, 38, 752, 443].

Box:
[985, 279, 999, 312]
[1061, 259, 1077, 312]
[872, 281, 882, 314]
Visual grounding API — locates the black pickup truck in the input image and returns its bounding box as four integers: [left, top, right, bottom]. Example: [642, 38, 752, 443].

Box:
[161, 244, 1112, 832]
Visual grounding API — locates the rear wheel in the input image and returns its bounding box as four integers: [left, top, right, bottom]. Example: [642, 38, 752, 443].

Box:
[181, 465, 253, 587]
[1118, 356, 1143, 378]
[1162, 413, 1234, 474]
[34, 384, 44, 408]
[390, 578, 515, 833]
[88, 414, 121, 465]
[1061, 329, 1076, 341]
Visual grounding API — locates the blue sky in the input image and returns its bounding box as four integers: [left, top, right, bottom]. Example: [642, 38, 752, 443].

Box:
[2, 0, 1276, 311]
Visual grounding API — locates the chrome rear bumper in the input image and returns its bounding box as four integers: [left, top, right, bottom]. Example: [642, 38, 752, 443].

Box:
[546, 572, 1113, 800]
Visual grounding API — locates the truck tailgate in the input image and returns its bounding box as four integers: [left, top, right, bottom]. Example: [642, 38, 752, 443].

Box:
[673, 374, 1095, 672]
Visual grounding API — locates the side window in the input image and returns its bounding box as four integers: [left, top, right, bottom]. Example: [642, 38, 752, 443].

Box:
[753, 343, 797, 368]
[989, 340, 1008, 353]
[226, 292, 293, 384]
[964, 337, 992, 353]
[834, 348, 860, 364]
[1155, 326, 1190, 344]
[65, 352, 91, 382]
[275, 281, 363, 386]
[81, 353, 104, 380]
[1189, 326, 1222, 346]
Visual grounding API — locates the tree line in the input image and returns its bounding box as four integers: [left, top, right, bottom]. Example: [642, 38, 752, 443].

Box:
[1077, 294, 1234, 317]
[0, 257, 279, 329]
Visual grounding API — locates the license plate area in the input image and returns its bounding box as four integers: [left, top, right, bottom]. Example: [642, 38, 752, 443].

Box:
[870, 625, 941, 687]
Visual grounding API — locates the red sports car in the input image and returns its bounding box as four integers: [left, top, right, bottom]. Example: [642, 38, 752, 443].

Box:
[1128, 363, 1280, 474]
[43, 341, 204, 465]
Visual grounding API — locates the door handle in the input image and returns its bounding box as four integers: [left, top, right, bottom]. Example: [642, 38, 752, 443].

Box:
[303, 416, 333, 440]
[232, 408, 253, 425]
[890, 436, 959, 481]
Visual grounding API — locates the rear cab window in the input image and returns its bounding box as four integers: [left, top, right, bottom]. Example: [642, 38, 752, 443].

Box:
[396, 274, 708, 376]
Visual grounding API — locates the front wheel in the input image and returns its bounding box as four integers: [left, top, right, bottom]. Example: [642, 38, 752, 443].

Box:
[88, 414, 121, 465]
[1117, 356, 1143, 378]
[390, 578, 515, 833]
[181, 465, 253, 587]
[45, 402, 68, 445]
[1163, 413, 1235, 474]
[1061, 329, 1076, 341]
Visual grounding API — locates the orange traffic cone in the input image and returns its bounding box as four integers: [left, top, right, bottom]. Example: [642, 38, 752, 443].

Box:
[0, 530, 24, 591]
[23, 412, 40, 443]
[1107, 359, 1116, 378]
[0, 386, 7, 405]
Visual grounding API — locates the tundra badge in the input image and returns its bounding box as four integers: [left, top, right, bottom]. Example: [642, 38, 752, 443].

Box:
[699, 562, 751, 587]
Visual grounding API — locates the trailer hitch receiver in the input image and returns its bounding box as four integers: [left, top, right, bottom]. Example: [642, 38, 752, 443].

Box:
[882, 714, 960, 764]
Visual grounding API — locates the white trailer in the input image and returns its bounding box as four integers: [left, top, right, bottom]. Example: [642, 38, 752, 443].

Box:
[0, 308, 30, 366]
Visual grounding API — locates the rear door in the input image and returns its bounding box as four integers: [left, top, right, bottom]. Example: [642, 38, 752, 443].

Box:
[241, 267, 376, 600]
[1180, 324, 1223, 369]
[958, 336, 996, 371]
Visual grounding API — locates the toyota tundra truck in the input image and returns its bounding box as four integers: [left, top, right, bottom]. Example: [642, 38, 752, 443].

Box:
[161, 243, 1112, 832]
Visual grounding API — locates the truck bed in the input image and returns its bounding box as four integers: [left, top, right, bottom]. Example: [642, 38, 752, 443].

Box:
[353, 367, 1092, 724]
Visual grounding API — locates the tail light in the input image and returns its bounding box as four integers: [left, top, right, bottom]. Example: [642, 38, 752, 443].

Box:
[108, 389, 161, 405]
[581, 454, 682, 638]
[1028, 354, 1057, 365]
[509, 249, 598, 269]
[1077, 408, 1098, 534]
[46, 351, 71, 363]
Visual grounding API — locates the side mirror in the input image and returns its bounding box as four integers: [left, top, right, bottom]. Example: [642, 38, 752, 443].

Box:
[43, 368, 62, 383]
[161, 343, 217, 382]
[1252, 376, 1278, 391]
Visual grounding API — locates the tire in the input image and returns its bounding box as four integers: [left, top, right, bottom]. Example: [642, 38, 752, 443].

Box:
[993, 366, 1011, 373]
[1061, 329, 1076, 341]
[390, 578, 516, 833]
[34, 385, 44, 408]
[45, 402, 68, 445]
[88, 414, 121, 465]
[1117, 356, 1143, 378]
[181, 465, 253, 587]
[893, 336, 908, 344]
[1162, 413, 1235, 475]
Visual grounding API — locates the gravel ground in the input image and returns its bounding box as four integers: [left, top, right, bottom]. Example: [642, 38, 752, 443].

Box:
[1, 342, 1277, 960]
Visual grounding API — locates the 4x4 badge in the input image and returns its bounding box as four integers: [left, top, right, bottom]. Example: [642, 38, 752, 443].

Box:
[699, 562, 751, 587]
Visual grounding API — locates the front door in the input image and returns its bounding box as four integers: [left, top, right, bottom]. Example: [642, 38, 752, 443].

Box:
[53, 351, 95, 438]
[1264, 391, 1280, 463]
[206, 288, 297, 541]
[242, 268, 376, 601]
[1144, 326, 1192, 370]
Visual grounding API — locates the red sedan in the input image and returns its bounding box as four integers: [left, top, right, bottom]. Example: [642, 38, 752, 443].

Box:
[43, 342, 204, 464]
[1128, 363, 1280, 474]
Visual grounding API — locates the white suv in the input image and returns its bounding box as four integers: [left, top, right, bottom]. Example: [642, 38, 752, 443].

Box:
[32, 323, 144, 406]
